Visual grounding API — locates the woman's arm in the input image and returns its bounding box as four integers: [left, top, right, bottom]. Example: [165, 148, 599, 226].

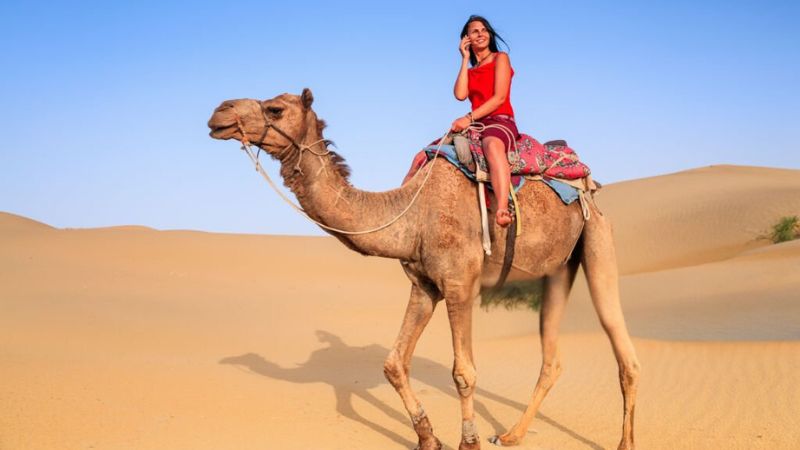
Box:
[453, 36, 470, 100]
[469, 52, 511, 120]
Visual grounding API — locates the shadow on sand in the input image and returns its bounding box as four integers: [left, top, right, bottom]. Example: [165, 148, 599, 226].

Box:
[220, 330, 601, 449]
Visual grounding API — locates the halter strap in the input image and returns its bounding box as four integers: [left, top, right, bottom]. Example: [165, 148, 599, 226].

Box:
[232, 106, 329, 174]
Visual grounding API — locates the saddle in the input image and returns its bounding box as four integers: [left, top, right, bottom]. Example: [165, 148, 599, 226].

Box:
[413, 131, 598, 260]
[422, 132, 596, 201]
[444, 131, 591, 181]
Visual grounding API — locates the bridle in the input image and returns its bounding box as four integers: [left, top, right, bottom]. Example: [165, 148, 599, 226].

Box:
[232, 103, 330, 175]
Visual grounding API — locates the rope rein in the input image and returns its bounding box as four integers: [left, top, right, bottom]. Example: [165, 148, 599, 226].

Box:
[238, 108, 453, 235]
[241, 135, 446, 235]
[238, 108, 528, 236]
[239, 109, 590, 237]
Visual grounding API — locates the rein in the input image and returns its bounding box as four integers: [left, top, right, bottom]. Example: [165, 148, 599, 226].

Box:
[234, 105, 447, 236]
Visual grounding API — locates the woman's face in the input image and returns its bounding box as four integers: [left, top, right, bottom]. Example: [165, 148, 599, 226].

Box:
[467, 21, 491, 51]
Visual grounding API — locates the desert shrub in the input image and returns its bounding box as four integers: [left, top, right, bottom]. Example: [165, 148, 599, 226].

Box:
[480, 278, 544, 311]
[770, 216, 800, 244]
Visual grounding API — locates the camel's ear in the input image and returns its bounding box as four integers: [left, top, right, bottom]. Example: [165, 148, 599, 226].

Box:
[301, 88, 314, 109]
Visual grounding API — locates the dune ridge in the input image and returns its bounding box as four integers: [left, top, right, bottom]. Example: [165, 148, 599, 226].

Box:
[595, 164, 800, 274]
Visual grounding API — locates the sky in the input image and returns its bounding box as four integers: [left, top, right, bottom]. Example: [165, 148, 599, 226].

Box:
[1, 0, 798, 235]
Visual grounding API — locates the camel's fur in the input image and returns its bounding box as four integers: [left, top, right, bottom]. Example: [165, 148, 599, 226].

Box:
[208, 89, 641, 450]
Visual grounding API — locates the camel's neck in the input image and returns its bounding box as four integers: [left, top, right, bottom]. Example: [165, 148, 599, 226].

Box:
[277, 116, 419, 259]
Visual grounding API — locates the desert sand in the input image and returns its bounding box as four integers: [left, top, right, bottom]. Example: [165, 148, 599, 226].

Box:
[1, 165, 799, 449]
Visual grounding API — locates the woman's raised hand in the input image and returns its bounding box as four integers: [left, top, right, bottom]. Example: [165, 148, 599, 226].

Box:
[459, 36, 470, 59]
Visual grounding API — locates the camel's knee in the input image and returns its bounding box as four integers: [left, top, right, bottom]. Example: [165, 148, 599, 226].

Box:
[383, 350, 406, 388]
[452, 363, 477, 398]
[538, 359, 563, 390]
[620, 359, 641, 390]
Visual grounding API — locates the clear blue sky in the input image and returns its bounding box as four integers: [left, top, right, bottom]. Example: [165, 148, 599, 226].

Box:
[1, 1, 798, 235]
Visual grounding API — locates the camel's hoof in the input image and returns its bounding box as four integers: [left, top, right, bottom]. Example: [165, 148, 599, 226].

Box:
[413, 436, 442, 450]
[488, 434, 519, 447]
[459, 439, 481, 450]
[411, 414, 441, 450]
[617, 441, 634, 450]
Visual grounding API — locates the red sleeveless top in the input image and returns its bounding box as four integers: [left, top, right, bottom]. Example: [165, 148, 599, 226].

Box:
[467, 53, 515, 117]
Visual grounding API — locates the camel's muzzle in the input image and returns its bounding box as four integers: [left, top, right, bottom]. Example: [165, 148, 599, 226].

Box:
[207, 110, 238, 139]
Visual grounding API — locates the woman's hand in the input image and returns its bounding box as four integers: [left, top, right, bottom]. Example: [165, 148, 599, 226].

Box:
[459, 36, 470, 59]
[451, 115, 471, 132]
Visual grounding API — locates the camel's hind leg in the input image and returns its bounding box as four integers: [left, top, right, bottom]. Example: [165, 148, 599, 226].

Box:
[489, 257, 580, 447]
[384, 281, 442, 450]
[581, 208, 641, 450]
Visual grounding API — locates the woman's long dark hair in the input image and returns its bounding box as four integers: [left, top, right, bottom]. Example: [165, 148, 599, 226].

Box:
[460, 15, 509, 67]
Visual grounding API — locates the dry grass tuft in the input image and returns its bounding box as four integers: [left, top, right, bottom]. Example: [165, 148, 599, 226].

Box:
[770, 216, 800, 244]
[480, 278, 544, 311]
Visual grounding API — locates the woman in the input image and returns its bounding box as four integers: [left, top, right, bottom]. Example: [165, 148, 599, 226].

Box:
[451, 15, 518, 227]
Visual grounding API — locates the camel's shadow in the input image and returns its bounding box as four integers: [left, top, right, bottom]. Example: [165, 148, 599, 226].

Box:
[220, 330, 601, 449]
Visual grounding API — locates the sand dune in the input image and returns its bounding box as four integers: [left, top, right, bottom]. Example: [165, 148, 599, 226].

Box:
[595, 165, 800, 274]
[1, 165, 798, 449]
[565, 239, 800, 340]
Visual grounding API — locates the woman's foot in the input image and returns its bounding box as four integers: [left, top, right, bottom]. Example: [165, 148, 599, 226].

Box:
[496, 209, 512, 227]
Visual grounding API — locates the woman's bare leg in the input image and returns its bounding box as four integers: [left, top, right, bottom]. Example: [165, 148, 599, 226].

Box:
[482, 136, 510, 225]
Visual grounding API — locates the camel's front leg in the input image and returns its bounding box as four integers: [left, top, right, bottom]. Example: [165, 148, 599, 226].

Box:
[384, 283, 442, 450]
[489, 259, 579, 446]
[443, 278, 482, 450]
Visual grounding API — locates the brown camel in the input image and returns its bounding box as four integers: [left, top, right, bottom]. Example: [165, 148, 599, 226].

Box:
[207, 89, 641, 450]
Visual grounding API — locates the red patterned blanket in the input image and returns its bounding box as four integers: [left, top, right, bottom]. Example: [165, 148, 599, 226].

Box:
[464, 131, 590, 179]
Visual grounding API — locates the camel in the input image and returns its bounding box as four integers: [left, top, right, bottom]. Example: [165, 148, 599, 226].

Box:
[207, 89, 641, 450]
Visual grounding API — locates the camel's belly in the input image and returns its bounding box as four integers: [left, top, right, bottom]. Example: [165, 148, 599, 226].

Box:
[479, 183, 585, 286]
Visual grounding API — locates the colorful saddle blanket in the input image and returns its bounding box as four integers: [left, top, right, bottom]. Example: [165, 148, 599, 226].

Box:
[418, 134, 591, 205]
[450, 133, 590, 179]
[421, 144, 581, 205]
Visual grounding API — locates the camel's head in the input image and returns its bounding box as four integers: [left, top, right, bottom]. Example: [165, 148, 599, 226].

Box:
[207, 88, 318, 156]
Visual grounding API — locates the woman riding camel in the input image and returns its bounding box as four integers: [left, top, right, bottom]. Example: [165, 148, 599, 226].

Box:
[450, 15, 518, 227]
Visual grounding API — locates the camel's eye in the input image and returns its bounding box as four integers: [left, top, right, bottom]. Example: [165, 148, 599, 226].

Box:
[266, 106, 283, 116]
